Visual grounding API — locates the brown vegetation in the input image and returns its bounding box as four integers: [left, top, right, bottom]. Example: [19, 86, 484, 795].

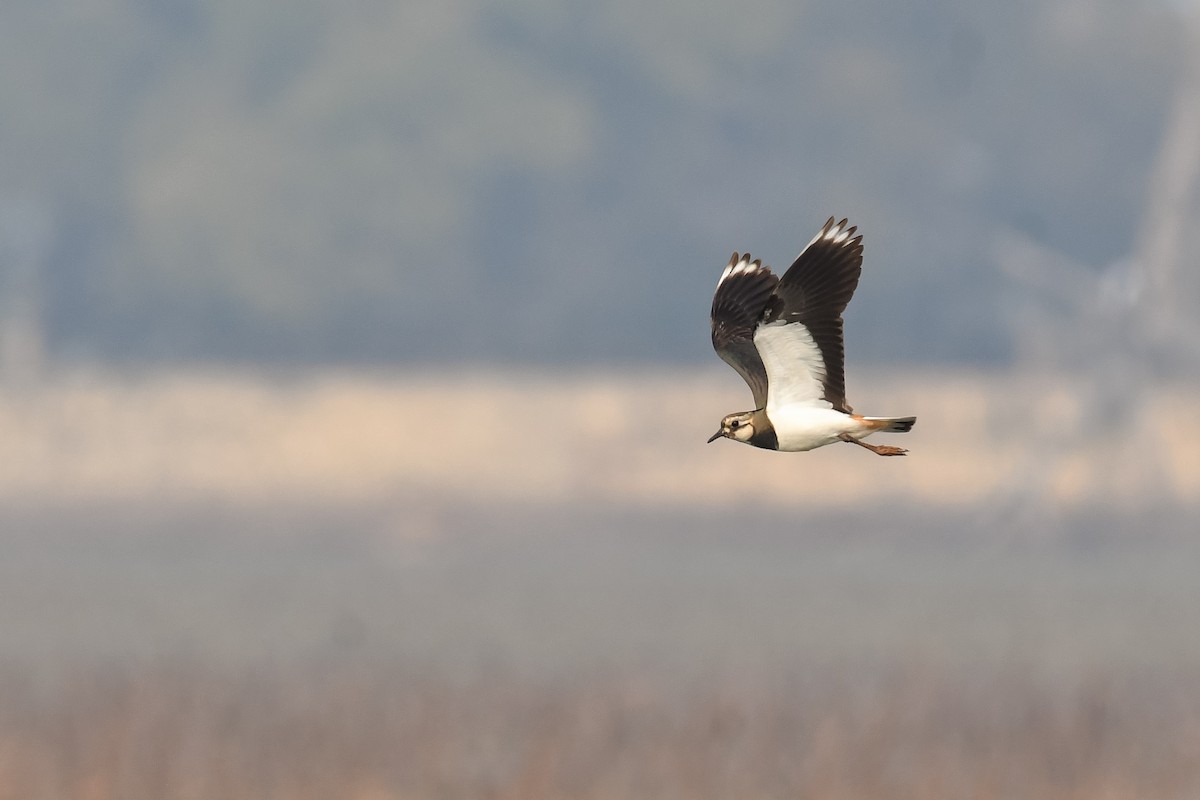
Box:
[1, 660, 1197, 800]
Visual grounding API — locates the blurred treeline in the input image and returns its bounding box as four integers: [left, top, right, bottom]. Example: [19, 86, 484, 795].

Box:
[1, 1, 1189, 365]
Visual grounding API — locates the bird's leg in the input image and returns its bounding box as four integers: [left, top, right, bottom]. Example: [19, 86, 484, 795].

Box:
[839, 434, 907, 457]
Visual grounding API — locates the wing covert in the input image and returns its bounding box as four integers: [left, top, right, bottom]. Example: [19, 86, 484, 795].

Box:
[710, 252, 778, 409]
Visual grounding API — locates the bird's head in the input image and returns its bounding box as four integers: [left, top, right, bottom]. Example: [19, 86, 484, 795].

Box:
[707, 411, 757, 444]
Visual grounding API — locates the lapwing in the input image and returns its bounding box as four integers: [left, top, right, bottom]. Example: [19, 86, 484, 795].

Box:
[708, 217, 916, 455]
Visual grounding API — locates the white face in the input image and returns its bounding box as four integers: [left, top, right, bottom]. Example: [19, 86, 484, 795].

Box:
[721, 412, 755, 442]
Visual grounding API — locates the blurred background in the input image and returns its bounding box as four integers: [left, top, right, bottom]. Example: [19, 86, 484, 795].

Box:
[2, 0, 1199, 797]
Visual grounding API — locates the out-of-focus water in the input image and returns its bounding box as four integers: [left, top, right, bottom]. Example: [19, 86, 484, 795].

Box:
[3, 500, 1196, 680]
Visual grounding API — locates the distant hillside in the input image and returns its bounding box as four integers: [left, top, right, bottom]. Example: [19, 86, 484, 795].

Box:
[0, 1, 1193, 365]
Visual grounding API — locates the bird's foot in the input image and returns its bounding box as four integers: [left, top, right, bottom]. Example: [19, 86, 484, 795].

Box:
[840, 435, 908, 457]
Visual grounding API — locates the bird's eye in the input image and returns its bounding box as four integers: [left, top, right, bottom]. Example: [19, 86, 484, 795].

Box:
[730, 420, 740, 429]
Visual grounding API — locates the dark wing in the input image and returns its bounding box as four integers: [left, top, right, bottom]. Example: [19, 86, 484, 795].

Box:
[759, 217, 863, 413]
[710, 252, 779, 409]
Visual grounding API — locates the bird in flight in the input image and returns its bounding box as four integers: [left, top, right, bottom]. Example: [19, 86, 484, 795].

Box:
[708, 217, 916, 455]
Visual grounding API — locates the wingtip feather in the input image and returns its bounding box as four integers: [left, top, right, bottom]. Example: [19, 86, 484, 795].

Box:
[716, 251, 772, 288]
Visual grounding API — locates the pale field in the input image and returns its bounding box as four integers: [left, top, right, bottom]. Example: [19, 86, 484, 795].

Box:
[0, 366, 1196, 511]
[2, 367, 1199, 799]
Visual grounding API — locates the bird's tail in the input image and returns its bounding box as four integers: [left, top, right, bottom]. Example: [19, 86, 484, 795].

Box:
[861, 416, 916, 433]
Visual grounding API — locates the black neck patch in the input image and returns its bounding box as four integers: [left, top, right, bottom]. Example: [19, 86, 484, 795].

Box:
[748, 424, 778, 451]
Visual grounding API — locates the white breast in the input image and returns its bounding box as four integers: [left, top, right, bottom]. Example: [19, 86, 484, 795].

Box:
[768, 405, 866, 452]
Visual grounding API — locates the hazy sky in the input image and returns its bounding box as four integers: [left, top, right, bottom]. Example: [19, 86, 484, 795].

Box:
[1, 0, 1197, 366]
